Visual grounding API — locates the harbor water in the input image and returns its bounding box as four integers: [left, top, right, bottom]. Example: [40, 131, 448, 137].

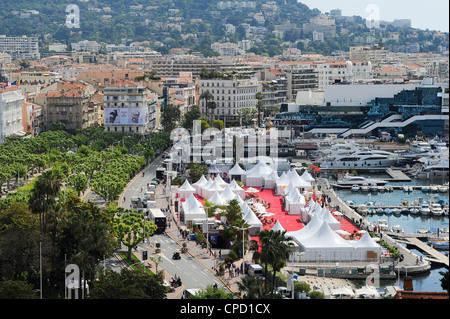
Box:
[332, 174, 449, 293]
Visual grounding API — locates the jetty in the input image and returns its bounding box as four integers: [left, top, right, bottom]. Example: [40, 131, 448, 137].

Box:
[393, 236, 449, 268]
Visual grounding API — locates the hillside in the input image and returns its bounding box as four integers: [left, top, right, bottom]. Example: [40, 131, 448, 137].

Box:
[0, 0, 447, 57]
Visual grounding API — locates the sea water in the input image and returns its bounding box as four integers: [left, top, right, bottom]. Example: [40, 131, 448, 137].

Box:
[332, 175, 448, 293]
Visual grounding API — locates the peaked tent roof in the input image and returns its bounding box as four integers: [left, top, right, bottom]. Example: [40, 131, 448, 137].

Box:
[179, 179, 195, 191]
[271, 220, 286, 232]
[229, 163, 247, 175]
[299, 220, 354, 248]
[287, 169, 312, 188]
[192, 175, 208, 187]
[244, 208, 263, 227]
[301, 170, 315, 182]
[351, 232, 381, 248]
[245, 160, 275, 177]
[209, 191, 228, 205]
[208, 163, 222, 174]
[221, 186, 237, 202]
[288, 213, 323, 241]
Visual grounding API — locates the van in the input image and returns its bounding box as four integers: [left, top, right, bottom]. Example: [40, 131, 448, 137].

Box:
[144, 191, 155, 201]
[146, 201, 156, 208]
[247, 264, 264, 277]
[147, 184, 156, 192]
[182, 288, 201, 299]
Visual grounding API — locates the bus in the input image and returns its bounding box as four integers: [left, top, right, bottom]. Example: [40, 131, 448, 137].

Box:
[149, 208, 166, 233]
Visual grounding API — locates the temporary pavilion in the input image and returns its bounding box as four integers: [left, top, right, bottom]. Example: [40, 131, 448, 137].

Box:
[228, 163, 247, 182]
[177, 179, 196, 199]
[181, 194, 207, 222]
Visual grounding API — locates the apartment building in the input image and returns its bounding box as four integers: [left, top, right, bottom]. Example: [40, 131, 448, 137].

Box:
[161, 76, 196, 115]
[76, 69, 145, 88]
[273, 62, 319, 101]
[0, 35, 40, 59]
[103, 80, 155, 135]
[39, 89, 96, 132]
[22, 101, 44, 137]
[199, 77, 259, 121]
[0, 85, 25, 143]
[256, 69, 288, 114]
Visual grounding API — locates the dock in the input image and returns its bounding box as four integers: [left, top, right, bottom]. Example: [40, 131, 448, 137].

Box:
[385, 168, 411, 182]
[395, 237, 449, 268]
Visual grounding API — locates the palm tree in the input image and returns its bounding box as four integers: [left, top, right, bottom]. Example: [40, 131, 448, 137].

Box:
[255, 92, 264, 128]
[237, 275, 265, 299]
[199, 90, 214, 119]
[258, 229, 293, 295]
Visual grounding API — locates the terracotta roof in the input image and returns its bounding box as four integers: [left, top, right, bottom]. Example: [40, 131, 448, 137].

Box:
[0, 85, 21, 93]
[394, 291, 449, 300]
[43, 90, 83, 98]
[110, 80, 138, 87]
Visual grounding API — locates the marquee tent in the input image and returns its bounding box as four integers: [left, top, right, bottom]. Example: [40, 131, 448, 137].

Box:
[263, 171, 279, 189]
[245, 161, 276, 187]
[301, 170, 315, 183]
[288, 214, 324, 243]
[192, 175, 208, 195]
[242, 205, 263, 235]
[209, 191, 228, 205]
[177, 179, 196, 199]
[181, 194, 207, 222]
[355, 285, 380, 299]
[202, 178, 226, 199]
[284, 182, 306, 215]
[208, 163, 222, 175]
[228, 163, 247, 182]
[286, 169, 312, 189]
[271, 220, 286, 232]
[221, 186, 238, 203]
[316, 207, 341, 230]
[228, 179, 246, 199]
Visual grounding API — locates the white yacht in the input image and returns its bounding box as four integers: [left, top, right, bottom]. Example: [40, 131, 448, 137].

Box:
[337, 174, 388, 186]
[370, 183, 379, 192]
[410, 206, 420, 215]
[377, 219, 389, 231]
[320, 150, 398, 169]
[416, 157, 449, 180]
[430, 203, 444, 217]
[419, 202, 431, 215]
[351, 184, 360, 192]
[361, 183, 370, 192]
[402, 141, 434, 159]
[389, 225, 404, 233]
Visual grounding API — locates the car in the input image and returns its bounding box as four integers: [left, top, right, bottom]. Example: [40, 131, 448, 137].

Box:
[152, 178, 160, 184]
[368, 136, 379, 140]
[142, 198, 148, 208]
[150, 180, 158, 186]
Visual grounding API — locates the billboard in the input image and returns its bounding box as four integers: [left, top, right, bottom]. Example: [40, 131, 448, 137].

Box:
[104, 108, 149, 125]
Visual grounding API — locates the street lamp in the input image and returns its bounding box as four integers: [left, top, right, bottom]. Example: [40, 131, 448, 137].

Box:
[233, 225, 250, 276]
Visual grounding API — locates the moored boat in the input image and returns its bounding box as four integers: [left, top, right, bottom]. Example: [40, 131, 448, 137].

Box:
[430, 203, 444, 217]
[351, 184, 360, 192]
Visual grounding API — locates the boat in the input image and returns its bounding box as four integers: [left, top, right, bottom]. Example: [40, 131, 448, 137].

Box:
[320, 151, 399, 169]
[389, 225, 404, 233]
[421, 186, 430, 193]
[357, 204, 369, 215]
[345, 200, 356, 207]
[430, 185, 438, 193]
[427, 236, 449, 250]
[438, 185, 448, 193]
[384, 208, 393, 215]
[430, 203, 444, 217]
[378, 185, 386, 192]
[392, 208, 402, 215]
[361, 183, 370, 192]
[377, 219, 389, 231]
[402, 186, 413, 192]
[400, 207, 410, 214]
[409, 206, 420, 215]
[385, 185, 394, 192]
[370, 183, 378, 192]
[415, 158, 449, 180]
[417, 227, 430, 234]
[351, 185, 360, 192]
[375, 207, 384, 215]
[337, 174, 388, 186]
[419, 202, 431, 215]
[402, 141, 434, 159]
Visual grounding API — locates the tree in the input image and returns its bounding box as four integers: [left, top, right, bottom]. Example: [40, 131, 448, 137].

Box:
[161, 104, 181, 132]
[113, 209, 157, 260]
[89, 268, 166, 299]
[199, 90, 214, 118]
[255, 92, 264, 127]
[188, 285, 234, 299]
[182, 105, 202, 130]
[0, 280, 38, 299]
[237, 275, 265, 299]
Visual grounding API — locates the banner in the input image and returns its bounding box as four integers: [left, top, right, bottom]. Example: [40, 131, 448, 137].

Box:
[104, 108, 149, 125]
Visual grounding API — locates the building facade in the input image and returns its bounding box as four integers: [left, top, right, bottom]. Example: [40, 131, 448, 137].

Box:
[0, 35, 40, 59]
[0, 86, 25, 143]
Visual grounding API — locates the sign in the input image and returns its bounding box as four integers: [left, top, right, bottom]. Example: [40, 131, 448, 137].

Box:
[104, 108, 149, 125]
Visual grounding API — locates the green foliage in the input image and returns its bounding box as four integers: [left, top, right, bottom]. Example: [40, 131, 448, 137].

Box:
[188, 285, 234, 299]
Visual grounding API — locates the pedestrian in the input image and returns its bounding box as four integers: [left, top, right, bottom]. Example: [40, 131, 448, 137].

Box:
[236, 267, 240, 276]
[219, 250, 221, 259]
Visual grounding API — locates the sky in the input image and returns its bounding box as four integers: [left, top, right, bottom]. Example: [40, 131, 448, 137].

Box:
[298, 0, 449, 32]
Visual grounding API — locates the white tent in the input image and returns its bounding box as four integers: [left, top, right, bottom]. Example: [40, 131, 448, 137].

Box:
[264, 171, 279, 189]
[228, 163, 246, 182]
[177, 179, 196, 199]
[317, 207, 341, 231]
[245, 161, 276, 187]
[214, 174, 229, 188]
[209, 191, 228, 206]
[221, 186, 238, 203]
[284, 182, 306, 215]
[350, 232, 381, 261]
[202, 178, 226, 199]
[288, 214, 323, 244]
[286, 169, 312, 189]
[296, 220, 358, 262]
[301, 170, 315, 183]
[228, 179, 245, 199]
[243, 206, 263, 235]
[331, 286, 355, 298]
[182, 194, 207, 222]
[208, 163, 222, 175]
[192, 175, 208, 195]
[355, 285, 380, 299]
[275, 172, 290, 195]
[233, 192, 244, 204]
[198, 177, 213, 198]
[271, 220, 286, 232]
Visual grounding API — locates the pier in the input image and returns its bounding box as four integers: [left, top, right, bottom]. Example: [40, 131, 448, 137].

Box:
[393, 236, 449, 268]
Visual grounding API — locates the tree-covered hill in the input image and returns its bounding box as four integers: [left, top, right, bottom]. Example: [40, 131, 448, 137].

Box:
[0, 0, 447, 57]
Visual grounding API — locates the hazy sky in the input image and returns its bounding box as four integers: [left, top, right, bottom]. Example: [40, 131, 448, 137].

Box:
[299, 0, 449, 32]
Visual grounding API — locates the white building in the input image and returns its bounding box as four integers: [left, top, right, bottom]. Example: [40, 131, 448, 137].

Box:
[71, 40, 100, 53]
[103, 80, 156, 135]
[0, 35, 40, 59]
[199, 77, 259, 121]
[0, 86, 25, 143]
